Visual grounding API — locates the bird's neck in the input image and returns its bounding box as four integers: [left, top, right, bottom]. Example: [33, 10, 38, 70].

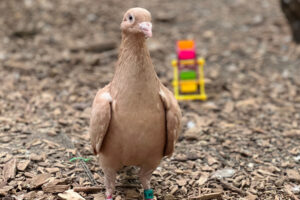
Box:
[111, 33, 158, 95]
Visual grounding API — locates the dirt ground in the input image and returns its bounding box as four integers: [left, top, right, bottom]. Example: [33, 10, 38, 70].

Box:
[0, 0, 300, 199]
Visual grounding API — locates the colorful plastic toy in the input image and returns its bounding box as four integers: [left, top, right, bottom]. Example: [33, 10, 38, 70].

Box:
[172, 40, 207, 101]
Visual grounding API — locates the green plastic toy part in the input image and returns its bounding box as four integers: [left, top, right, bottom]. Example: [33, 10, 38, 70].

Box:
[180, 70, 197, 80]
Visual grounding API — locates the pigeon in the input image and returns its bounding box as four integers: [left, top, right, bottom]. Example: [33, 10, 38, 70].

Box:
[89, 7, 181, 200]
[280, 0, 300, 43]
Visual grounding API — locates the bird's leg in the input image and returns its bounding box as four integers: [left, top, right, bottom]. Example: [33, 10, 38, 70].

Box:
[102, 168, 117, 200]
[139, 167, 155, 200]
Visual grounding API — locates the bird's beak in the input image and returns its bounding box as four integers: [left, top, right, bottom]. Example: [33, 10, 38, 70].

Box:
[139, 22, 152, 38]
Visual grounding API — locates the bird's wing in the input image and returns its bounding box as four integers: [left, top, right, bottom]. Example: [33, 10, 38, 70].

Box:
[159, 84, 182, 157]
[89, 84, 112, 155]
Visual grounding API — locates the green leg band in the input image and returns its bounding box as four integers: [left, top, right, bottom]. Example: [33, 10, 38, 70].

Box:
[144, 189, 154, 199]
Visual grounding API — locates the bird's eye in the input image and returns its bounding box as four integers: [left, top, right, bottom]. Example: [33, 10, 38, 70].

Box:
[128, 15, 134, 22]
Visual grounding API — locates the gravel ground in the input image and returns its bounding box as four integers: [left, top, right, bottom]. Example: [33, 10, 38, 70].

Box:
[0, 0, 300, 199]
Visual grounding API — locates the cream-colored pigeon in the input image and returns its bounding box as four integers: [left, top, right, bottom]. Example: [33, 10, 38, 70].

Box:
[89, 7, 181, 200]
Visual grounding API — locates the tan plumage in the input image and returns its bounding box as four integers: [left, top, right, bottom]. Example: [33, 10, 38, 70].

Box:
[89, 7, 181, 199]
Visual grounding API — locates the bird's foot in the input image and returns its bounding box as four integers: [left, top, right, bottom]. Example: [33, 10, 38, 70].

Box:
[144, 189, 154, 200]
[106, 194, 113, 200]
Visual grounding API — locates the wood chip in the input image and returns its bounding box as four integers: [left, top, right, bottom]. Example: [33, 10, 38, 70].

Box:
[170, 185, 178, 195]
[176, 179, 187, 186]
[198, 173, 209, 186]
[3, 158, 17, 181]
[43, 139, 60, 148]
[30, 173, 52, 188]
[125, 189, 140, 199]
[218, 179, 247, 196]
[0, 186, 14, 196]
[30, 153, 44, 162]
[0, 136, 12, 143]
[58, 189, 85, 200]
[284, 184, 300, 200]
[42, 184, 69, 193]
[17, 160, 30, 171]
[3, 60, 34, 72]
[207, 155, 218, 166]
[245, 193, 258, 200]
[92, 193, 106, 200]
[45, 167, 60, 174]
[286, 169, 300, 182]
[284, 129, 300, 137]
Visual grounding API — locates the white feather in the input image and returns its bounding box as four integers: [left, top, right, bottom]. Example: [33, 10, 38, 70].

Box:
[159, 89, 166, 99]
[101, 92, 112, 102]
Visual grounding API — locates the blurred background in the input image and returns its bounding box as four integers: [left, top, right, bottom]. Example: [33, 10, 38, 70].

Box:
[0, 0, 299, 199]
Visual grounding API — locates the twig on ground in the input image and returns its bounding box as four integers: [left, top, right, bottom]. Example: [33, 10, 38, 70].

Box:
[74, 184, 140, 193]
[74, 186, 103, 193]
[189, 192, 223, 200]
[218, 179, 247, 196]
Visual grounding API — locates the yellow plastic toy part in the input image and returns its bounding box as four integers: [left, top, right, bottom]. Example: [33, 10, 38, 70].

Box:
[179, 59, 195, 66]
[180, 80, 197, 93]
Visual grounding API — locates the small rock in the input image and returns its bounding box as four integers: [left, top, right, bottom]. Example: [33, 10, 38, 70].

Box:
[187, 121, 196, 129]
[292, 185, 300, 194]
[212, 168, 236, 179]
[294, 155, 300, 162]
[203, 30, 215, 39]
[251, 15, 263, 25]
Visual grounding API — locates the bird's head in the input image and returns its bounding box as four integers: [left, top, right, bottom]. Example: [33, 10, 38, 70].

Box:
[121, 7, 152, 38]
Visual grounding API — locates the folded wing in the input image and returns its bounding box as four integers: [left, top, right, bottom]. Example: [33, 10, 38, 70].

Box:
[159, 85, 182, 157]
[89, 84, 112, 154]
